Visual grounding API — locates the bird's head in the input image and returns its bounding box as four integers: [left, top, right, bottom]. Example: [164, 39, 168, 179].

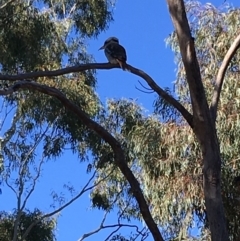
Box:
[99, 37, 119, 50]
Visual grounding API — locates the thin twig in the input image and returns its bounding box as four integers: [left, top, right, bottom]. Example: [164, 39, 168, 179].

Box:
[78, 187, 126, 241]
[21, 168, 113, 240]
[138, 80, 155, 91]
[5, 178, 17, 196]
[135, 85, 155, 94]
[104, 226, 121, 241]
[78, 212, 108, 241]
[20, 127, 49, 211]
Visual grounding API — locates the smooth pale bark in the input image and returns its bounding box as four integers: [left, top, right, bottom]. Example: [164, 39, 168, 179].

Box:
[210, 33, 240, 122]
[166, 0, 228, 240]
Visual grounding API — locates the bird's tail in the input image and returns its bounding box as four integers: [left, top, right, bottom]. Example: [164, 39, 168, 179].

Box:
[116, 59, 130, 71]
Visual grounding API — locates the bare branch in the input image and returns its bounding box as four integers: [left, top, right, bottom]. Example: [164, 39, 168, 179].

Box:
[22, 126, 49, 168]
[79, 212, 146, 241]
[79, 189, 128, 241]
[137, 80, 154, 91]
[129, 65, 193, 127]
[0, 62, 193, 127]
[4, 81, 164, 241]
[104, 224, 147, 241]
[17, 125, 51, 212]
[210, 33, 240, 122]
[135, 85, 154, 94]
[78, 212, 108, 241]
[0, 63, 117, 81]
[136, 228, 150, 241]
[21, 153, 46, 211]
[5, 178, 17, 196]
[21, 170, 99, 240]
[21, 167, 123, 240]
[104, 226, 121, 241]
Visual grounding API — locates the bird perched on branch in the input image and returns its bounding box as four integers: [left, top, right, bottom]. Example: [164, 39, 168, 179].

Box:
[99, 37, 129, 71]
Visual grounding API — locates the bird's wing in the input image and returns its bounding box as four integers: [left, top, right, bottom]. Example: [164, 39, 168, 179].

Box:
[105, 43, 127, 62]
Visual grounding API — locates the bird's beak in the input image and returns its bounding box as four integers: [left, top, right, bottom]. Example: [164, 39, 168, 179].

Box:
[98, 45, 105, 50]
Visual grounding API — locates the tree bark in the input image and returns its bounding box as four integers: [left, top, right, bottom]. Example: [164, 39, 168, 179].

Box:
[196, 120, 228, 241]
[166, 0, 229, 240]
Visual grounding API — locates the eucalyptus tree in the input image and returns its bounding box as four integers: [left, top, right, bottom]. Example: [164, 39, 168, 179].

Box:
[1, 0, 240, 241]
[0, 0, 114, 241]
[92, 2, 240, 240]
[0, 210, 56, 241]
[97, 2, 240, 240]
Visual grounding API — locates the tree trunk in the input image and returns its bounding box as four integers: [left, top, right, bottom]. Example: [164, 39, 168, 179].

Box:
[195, 122, 229, 240]
[194, 116, 229, 241]
[166, 0, 229, 239]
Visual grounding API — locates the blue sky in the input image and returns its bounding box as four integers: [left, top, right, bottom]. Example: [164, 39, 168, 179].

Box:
[2, 0, 240, 241]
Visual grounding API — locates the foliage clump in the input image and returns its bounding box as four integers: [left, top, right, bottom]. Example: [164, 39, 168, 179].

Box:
[0, 210, 56, 241]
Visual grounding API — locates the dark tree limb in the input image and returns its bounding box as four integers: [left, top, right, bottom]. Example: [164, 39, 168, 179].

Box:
[129, 65, 193, 127]
[0, 63, 193, 127]
[79, 213, 146, 241]
[21, 170, 98, 240]
[166, 0, 228, 240]
[0, 63, 115, 80]
[210, 33, 240, 123]
[1, 81, 164, 241]
[167, 0, 208, 117]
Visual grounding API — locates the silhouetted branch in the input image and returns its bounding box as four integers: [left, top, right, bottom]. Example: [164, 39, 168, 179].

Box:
[104, 226, 121, 241]
[135, 85, 154, 94]
[79, 210, 147, 241]
[20, 128, 50, 211]
[138, 80, 154, 91]
[0, 80, 164, 241]
[21, 169, 102, 240]
[78, 212, 108, 241]
[210, 33, 240, 123]
[0, 63, 117, 81]
[0, 62, 193, 127]
[128, 65, 193, 127]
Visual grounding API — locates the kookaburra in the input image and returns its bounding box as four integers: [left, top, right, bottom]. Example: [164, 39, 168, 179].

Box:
[99, 37, 128, 71]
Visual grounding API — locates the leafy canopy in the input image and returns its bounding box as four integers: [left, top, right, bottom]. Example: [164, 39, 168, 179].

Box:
[0, 210, 56, 241]
[90, 2, 240, 240]
[1, 0, 240, 241]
